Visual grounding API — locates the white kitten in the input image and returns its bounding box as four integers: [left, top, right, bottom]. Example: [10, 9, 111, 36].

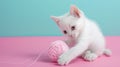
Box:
[51, 5, 112, 65]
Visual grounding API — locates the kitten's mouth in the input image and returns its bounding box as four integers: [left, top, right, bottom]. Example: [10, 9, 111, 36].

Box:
[69, 35, 73, 38]
[66, 35, 74, 39]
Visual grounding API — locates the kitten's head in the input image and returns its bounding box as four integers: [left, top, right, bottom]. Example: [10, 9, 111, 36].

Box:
[51, 5, 85, 39]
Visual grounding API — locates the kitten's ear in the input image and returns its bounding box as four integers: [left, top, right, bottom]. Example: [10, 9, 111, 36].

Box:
[70, 5, 80, 18]
[51, 16, 60, 25]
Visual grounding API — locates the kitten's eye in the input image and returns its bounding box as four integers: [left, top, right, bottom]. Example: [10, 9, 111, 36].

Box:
[63, 30, 67, 34]
[71, 26, 75, 30]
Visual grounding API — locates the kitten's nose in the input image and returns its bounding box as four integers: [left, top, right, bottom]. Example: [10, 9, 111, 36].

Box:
[69, 35, 73, 38]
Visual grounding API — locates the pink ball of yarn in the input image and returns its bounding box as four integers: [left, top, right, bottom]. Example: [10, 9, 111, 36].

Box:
[48, 40, 69, 61]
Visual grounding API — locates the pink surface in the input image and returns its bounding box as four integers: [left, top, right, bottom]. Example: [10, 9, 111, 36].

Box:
[0, 36, 120, 67]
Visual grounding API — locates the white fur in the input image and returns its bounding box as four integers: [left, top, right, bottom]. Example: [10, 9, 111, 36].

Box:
[51, 5, 111, 65]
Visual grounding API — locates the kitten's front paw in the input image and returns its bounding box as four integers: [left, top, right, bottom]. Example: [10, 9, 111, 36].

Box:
[57, 52, 72, 65]
[84, 53, 97, 61]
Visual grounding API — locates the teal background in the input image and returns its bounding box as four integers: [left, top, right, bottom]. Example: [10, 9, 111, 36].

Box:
[0, 0, 120, 37]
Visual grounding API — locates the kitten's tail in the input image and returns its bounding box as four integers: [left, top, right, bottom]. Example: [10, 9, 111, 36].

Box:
[103, 49, 112, 56]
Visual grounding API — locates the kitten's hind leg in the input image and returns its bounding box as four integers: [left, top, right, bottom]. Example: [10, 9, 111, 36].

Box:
[82, 50, 98, 61]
